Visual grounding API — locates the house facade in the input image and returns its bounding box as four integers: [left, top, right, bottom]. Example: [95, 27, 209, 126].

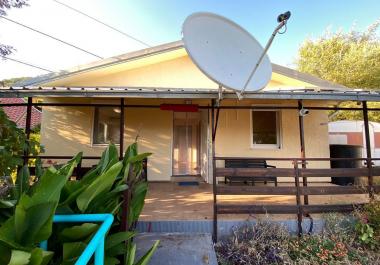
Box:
[19, 41, 345, 182]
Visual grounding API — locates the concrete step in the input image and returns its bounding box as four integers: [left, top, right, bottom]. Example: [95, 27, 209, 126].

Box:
[135, 233, 218, 265]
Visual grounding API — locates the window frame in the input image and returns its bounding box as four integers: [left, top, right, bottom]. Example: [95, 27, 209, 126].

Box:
[250, 109, 282, 149]
[91, 106, 121, 147]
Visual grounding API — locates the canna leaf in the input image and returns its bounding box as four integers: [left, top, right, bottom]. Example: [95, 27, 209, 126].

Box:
[105, 231, 136, 250]
[60, 223, 98, 242]
[8, 250, 31, 265]
[134, 240, 159, 265]
[76, 161, 123, 212]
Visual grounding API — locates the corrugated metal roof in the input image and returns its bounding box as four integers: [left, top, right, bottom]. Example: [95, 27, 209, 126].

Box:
[1, 86, 380, 101]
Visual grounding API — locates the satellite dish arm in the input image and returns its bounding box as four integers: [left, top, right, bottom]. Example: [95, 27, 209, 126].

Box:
[237, 11, 291, 99]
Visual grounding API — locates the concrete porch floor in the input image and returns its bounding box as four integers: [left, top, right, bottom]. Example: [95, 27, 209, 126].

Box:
[140, 182, 370, 221]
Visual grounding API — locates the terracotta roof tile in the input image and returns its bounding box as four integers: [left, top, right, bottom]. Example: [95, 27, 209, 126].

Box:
[0, 98, 41, 129]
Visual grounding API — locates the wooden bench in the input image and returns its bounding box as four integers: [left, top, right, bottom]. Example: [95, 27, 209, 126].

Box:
[224, 159, 278, 186]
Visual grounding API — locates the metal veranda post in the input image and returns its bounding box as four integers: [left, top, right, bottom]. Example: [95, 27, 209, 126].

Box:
[362, 101, 374, 199]
[119, 98, 125, 159]
[298, 100, 309, 205]
[211, 99, 219, 242]
[23, 97, 33, 165]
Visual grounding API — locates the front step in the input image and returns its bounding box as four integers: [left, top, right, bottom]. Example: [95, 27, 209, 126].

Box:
[135, 233, 218, 265]
[170, 175, 204, 184]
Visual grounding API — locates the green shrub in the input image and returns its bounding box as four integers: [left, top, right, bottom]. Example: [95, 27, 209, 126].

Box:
[0, 107, 42, 177]
[0, 143, 158, 265]
[354, 199, 380, 250]
[0, 155, 80, 265]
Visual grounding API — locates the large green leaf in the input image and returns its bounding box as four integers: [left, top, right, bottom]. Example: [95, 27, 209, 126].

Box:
[8, 250, 30, 265]
[62, 242, 87, 263]
[78, 144, 118, 188]
[128, 182, 148, 225]
[19, 202, 56, 245]
[14, 201, 26, 243]
[134, 240, 159, 265]
[60, 223, 98, 242]
[59, 183, 88, 207]
[0, 155, 79, 250]
[31, 161, 77, 205]
[86, 184, 128, 213]
[104, 256, 120, 265]
[106, 244, 126, 257]
[125, 243, 136, 265]
[29, 248, 54, 265]
[76, 161, 123, 212]
[127, 153, 152, 164]
[105, 231, 136, 250]
[15, 166, 30, 199]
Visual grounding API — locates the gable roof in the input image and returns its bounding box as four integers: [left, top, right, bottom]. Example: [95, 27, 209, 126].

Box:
[18, 40, 345, 89]
[0, 98, 41, 129]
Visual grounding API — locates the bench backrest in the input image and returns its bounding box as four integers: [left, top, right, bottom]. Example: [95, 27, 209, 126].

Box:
[225, 159, 268, 168]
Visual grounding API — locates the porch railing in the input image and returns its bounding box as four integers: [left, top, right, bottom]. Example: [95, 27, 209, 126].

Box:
[213, 157, 380, 240]
[40, 214, 114, 265]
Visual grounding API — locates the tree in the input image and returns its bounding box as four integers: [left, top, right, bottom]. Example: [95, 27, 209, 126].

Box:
[296, 20, 380, 121]
[0, 76, 30, 86]
[0, 0, 29, 56]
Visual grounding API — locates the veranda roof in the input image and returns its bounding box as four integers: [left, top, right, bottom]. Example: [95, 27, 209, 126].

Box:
[1, 86, 380, 101]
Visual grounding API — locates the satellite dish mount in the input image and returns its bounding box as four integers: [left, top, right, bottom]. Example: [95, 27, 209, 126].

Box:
[237, 11, 291, 100]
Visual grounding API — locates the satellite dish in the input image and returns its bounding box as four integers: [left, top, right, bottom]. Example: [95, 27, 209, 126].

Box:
[182, 12, 272, 94]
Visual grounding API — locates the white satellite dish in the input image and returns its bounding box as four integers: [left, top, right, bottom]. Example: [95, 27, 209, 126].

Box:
[182, 12, 290, 99]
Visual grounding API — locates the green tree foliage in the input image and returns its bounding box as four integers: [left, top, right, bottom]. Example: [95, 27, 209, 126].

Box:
[0, 77, 31, 86]
[0, 107, 42, 177]
[296, 20, 380, 121]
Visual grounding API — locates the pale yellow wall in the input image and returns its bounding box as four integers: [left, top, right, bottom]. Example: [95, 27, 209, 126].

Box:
[40, 97, 330, 182]
[214, 99, 330, 182]
[40, 98, 174, 181]
[45, 54, 314, 89]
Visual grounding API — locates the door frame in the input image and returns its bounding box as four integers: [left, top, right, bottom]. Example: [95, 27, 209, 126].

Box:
[171, 111, 204, 177]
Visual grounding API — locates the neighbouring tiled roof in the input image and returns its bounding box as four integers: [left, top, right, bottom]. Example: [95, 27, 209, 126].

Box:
[0, 98, 41, 129]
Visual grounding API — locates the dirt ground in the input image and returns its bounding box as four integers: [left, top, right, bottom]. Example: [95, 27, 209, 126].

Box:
[140, 182, 370, 221]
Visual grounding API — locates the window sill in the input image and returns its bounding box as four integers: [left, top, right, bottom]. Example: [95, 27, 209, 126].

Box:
[250, 144, 281, 150]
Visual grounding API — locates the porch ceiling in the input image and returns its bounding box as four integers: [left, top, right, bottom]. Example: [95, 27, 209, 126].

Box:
[1, 86, 380, 101]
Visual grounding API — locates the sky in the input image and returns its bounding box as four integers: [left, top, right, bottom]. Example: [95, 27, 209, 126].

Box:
[0, 0, 379, 80]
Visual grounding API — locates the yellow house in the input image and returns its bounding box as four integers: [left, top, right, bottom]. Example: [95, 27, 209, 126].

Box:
[17, 40, 347, 183]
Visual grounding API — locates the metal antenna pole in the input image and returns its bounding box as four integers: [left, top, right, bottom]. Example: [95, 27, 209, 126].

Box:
[237, 12, 290, 100]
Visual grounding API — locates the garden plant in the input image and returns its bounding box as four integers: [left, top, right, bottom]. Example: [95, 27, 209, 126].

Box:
[0, 139, 158, 264]
[216, 202, 380, 265]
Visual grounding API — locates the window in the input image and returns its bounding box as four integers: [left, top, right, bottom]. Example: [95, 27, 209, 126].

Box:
[93, 107, 120, 145]
[251, 110, 280, 148]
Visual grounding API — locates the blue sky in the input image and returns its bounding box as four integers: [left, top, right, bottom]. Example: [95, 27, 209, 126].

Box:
[1, 0, 379, 79]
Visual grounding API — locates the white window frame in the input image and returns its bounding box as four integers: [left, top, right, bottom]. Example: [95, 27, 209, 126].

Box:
[250, 109, 282, 149]
[91, 106, 121, 147]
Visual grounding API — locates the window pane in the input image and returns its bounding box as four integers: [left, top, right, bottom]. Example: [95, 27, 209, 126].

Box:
[93, 107, 120, 144]
[252, 111, 278, 145]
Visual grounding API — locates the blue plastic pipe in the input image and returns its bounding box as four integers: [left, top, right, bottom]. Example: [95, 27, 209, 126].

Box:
[40, 214, 114, 265]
